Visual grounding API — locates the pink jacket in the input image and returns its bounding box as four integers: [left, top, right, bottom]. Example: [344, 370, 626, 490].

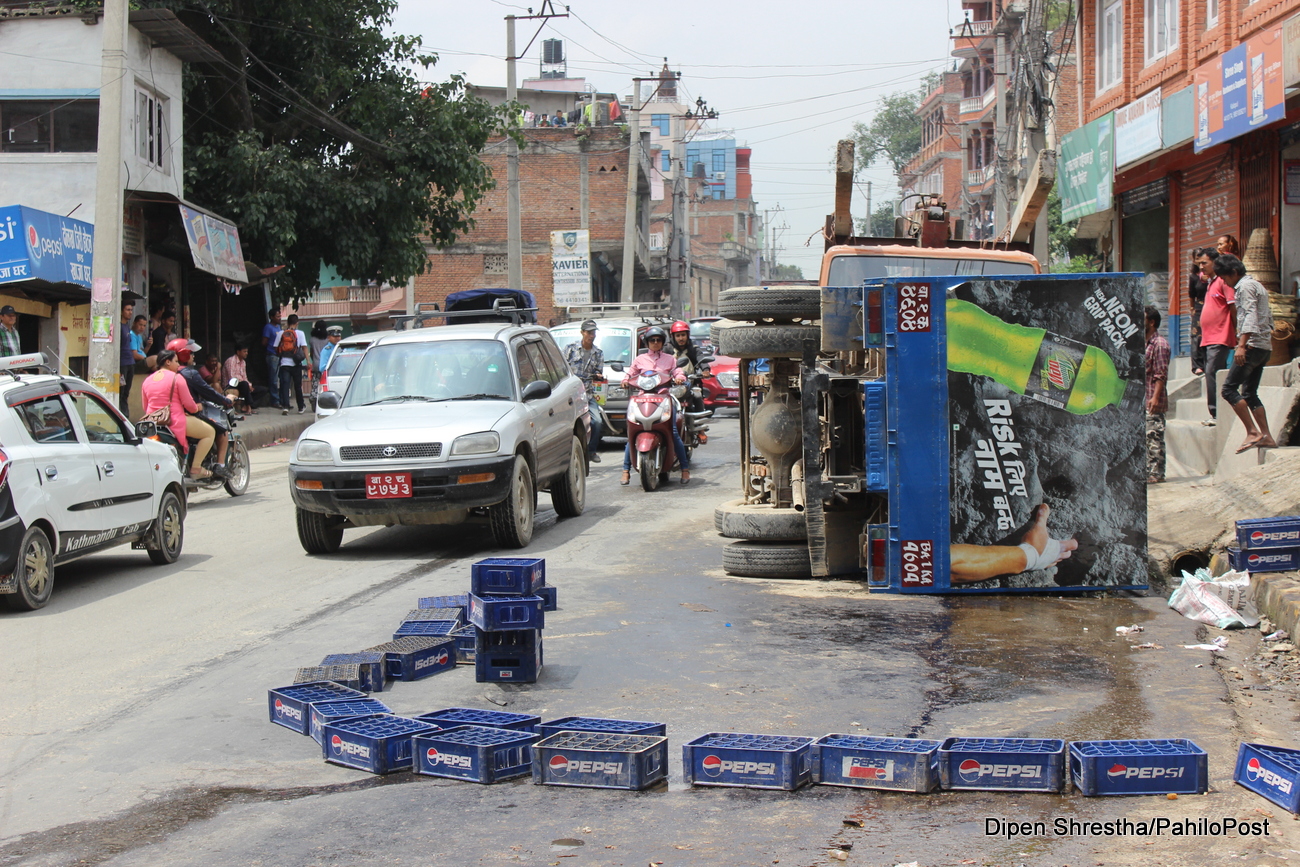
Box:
[140, 369, 200, 452]
[624, 349, 682, 386]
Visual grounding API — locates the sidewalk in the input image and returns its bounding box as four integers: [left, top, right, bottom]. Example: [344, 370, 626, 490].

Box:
[234, 407, 315, 452]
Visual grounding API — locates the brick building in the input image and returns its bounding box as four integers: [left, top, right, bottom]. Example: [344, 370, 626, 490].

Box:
[899, 72, 968, 233]
[414, 126, 654, 326]
[1072, 0, 1300, 358]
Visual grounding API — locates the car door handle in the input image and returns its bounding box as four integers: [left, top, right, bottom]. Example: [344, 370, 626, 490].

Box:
[548, 408, 555, 416]
[44, 466, 57, 480]
[102, 461, 115, 476]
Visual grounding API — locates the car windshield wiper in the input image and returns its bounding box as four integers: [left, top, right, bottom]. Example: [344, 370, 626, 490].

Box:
[361, 395, 439, 406]
[443, 393, 512, 401]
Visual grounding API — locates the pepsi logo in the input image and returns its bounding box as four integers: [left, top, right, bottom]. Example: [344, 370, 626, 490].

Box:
[273, 699, 302, 722]
[1251, 531, 1265, 543]
[1107, 763, 1128, 778]
[701, 755, 724, 777]
[427, 747, 440, 762]
[331, 734, 344, 754]
[957, 759, 983, 782]
[549, 754, 570, 775]
[26, 224, 38, 257]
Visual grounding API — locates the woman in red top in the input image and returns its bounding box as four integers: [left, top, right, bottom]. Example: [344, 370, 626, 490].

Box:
[141, 349, 216, 479]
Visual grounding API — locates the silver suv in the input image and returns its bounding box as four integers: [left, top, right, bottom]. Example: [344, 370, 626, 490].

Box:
[289, 323, 589, 553]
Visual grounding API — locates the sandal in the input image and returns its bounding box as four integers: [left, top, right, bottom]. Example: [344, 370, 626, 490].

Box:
[190, 467, 213, 480]
[620, 471, 630, 486]
[681, 470, 691, 486]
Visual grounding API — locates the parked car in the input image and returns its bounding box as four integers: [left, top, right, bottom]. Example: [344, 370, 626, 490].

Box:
[316, 332, 374, 417]
[690, 316, 722, 349]
[290, 322, 589, 554]
[0, 353, 187, 611]
[550, 315, 671, 439]
[699, 354, 741, 409]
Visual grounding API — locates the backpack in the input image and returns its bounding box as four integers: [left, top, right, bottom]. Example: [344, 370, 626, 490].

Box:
[277, 329, 304, 362]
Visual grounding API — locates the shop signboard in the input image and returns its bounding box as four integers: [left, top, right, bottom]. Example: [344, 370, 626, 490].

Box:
[550, 229, 591, 307]
[1058, 114, 1113, 221]
[179, 205, 247, 283]
[0, 205, 94, 289]
[1194, 25, 1286, 153]
[1283, 12, 1300, 88]
[885, 274, 1147, 592]
[1114, 90, 1163, 167]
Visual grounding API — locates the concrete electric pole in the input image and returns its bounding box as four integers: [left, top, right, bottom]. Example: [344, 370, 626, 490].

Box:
[620, 77, 644, 303]
[88, 0, 127, 398]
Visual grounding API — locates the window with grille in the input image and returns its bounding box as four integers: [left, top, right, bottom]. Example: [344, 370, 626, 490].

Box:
[1098, 0, 1123, 92]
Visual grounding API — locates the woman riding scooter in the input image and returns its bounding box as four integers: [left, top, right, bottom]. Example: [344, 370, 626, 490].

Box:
[621, 326, 691, 486]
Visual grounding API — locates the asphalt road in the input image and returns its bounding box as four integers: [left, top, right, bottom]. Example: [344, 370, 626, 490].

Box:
[0, 414, 1287, 867]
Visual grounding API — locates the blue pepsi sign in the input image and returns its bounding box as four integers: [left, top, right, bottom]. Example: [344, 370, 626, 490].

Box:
[0, 205, 94, 289]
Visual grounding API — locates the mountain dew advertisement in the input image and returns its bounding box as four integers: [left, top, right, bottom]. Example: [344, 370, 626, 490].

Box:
[942, 276, 1147, 590]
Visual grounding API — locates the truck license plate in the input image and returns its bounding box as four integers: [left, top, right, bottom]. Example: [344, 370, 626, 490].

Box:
[366, 473, 412, 498]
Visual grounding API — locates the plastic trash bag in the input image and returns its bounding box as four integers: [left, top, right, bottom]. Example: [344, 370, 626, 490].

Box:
[1168, 568, 1260, 629]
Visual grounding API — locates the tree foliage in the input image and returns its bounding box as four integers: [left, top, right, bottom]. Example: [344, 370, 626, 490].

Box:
[139, 0, 513, 301]
[849, 72, 939, 178]
[856, 203, 899, 238]
[769, 263, 804, 281]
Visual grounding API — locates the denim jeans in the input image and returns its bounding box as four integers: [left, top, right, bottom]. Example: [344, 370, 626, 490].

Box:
[266, 355, 282, 405]
[586, 395, 603, 453]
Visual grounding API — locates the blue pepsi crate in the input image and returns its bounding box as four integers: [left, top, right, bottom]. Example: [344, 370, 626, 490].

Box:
[939, 737, 1065, 792]
[392, 619, 458, 640]
[268, 681, 366, 734]
[537, 716, 666, 739]
[1235, 742, 1300, 813]
[471, 557, 545, 596]
[417, 707, 540, 732]
[1236, 516, 1300, 549]
[683, 733, 815, 791]
[417, 594, 468, 620]
[365, 636, 457, 681]
[475, 628, 542, 683]
[293, 665, 366, 693]
[310, 699, 392, 745]
[402, 607, 464, 629]
[319, 652, 387, 693]
[1070, 739, 1207, 796]
[537, 585, 557, 612]
[532, 731, 668, 790]
[321, 714, 442, 774]
[468, 592, 545, 631]
[1228, 546, 1300, 573]
[811, 735, 941, 792]
[414, 725, 541, 783]
[451, 626, 476, 664]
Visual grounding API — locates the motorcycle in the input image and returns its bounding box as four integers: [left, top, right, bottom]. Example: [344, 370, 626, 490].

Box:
[624, 369, 711, 491]
[147, 395, 250, 497]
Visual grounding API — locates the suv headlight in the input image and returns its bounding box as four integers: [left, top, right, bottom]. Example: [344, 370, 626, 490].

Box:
[451, 431, 500, 456]
[295, 439, 333, 463]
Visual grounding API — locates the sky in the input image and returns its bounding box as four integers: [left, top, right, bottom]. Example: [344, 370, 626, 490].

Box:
[389, 0, 966, 278]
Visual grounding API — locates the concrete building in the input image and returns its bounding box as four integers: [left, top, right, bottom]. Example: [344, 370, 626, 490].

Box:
[899, 72, 969, 234]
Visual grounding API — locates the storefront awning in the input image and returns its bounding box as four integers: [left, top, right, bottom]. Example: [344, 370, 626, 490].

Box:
[0, 205, 94, 296]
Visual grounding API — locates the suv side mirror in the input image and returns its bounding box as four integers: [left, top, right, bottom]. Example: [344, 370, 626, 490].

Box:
[522, 379, 552, 401]
[316, 391, 341, 410]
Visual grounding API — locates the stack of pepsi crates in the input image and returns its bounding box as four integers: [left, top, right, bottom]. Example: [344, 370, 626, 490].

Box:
[1229, 516, 1300, 574]
[469, 558, 552, 683]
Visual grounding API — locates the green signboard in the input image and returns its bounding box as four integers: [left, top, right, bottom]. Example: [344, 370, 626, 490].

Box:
[1059, 113, 1114, 222]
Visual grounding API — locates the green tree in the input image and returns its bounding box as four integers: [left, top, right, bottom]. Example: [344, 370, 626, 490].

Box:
[769, 263, 804, 281]
[856, 203, 899, 237]
[140, 0, 512, 301]
[849, 73, 939, 177]
[1046, 188, 1103, 272]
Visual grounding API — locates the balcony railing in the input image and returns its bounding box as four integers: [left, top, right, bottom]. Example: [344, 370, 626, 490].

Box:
[960, 88, 996, 116]
[966, 164, 995, 186]
[954, 19, 995, 37]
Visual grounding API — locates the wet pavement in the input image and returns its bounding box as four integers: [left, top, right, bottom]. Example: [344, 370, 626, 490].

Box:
[0, 415, 1289, 866]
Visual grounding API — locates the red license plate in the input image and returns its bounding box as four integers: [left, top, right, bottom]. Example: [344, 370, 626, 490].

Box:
[366, 473, 412, 498]
[725, 389, 739, 398]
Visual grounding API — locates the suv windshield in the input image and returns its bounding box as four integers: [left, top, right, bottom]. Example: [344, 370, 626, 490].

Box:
[328, 347, 367, 378]
[827, 255, 1036, 284]
[551, 326, 635, 364]
[342, 339, 514, 407]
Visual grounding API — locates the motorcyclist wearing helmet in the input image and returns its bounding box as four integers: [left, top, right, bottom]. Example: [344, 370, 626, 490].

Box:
[168, 337, 233, 478]
[669, 320, 706, 414]
[620, 325, 690, 486]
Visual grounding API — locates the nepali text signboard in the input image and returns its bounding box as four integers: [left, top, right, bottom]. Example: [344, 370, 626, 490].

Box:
[179, 205, 247, 283]
[0, 205, 94, 288]
[1115, 90, 1163, 167]
[1058, 114, 1113, 222]
[1194, 26, 1286, 153]
[550, 229, 591, 307]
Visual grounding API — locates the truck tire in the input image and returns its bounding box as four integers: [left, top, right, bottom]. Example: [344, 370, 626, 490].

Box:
[718, 287, 821, 322]
[713, 324, 819, 359]
[714, 499, 807, 541]
[721, 541, 813, 578]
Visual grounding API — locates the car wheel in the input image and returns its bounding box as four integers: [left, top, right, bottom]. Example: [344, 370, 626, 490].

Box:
[640, 443, 662, 492]
[713, 324, 820, 359]
[223, 439, 250, 497]
[490, 456, 535, 548]
[297, 506, 344, 555]
[721, 540, 813, 579]
[714, 498, 807, 541]
[147, 490, 185, 565]
[550, 435, 586, 518]
[6, 525, 54, 611]
[718, 287, 821, 322]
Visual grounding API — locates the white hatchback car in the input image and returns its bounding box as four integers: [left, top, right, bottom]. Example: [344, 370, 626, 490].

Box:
[289, 322, 590, 553]
[0, 353, 187, 611]
[316, 332, 374, 417]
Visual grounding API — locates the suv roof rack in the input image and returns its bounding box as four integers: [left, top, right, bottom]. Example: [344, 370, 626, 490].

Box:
[0, 352, 53, 378]
[562, 302, 671, 323]
[390, 299, 538, 329]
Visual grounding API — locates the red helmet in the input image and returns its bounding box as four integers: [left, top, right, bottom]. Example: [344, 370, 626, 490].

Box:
[670, 320, 690, 334]
[166, 337, 194, 364]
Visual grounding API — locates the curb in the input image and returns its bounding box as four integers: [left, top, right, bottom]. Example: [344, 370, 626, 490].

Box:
[1256, 573, 1300, 638]
[239, 414, 315, 452]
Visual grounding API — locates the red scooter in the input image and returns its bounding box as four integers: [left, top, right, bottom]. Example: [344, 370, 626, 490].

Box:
[624, 368, 689, 491]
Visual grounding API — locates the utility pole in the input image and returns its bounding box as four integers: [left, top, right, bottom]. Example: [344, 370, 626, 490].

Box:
[505, 1, 568, 294]
[668, 110, 686, 318]
[620, 77, 644, 303]
[88, 0, 127, 398]
[865, 181, 873, 234]
[761, 205, 783, 280]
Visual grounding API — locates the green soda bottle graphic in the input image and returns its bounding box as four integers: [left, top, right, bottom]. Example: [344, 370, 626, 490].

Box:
[945, 298, 1141, 414]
